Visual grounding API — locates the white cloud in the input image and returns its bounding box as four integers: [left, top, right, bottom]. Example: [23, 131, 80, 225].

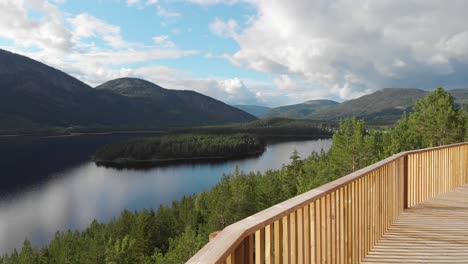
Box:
[68, 13, 127, 48]
[0, 0, 71, 52]
[126, 0, 139, 6]
[273, 74, 298, 91]
[0, 1, 200, 88]
[157, 5, 181, 18]
[152, 35, 175, 48]
[146, 74, 261, 105]
[219, 0, 468, 100]
[209, 17, 239, 38]
[126, 0, 158, 7]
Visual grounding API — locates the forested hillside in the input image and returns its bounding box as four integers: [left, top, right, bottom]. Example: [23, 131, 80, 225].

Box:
[262, 100, 339, 119]
[0, 50, 255, 134]
[263, 88, 468, 125]
[1, 88, 466, 264]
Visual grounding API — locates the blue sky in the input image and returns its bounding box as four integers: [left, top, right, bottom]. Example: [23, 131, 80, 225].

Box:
[1, 1, 468, 107]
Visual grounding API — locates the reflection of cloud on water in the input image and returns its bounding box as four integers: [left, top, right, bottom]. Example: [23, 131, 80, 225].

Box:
[0, 163, 115, 252]
[0, 161, 200, 252]
[0, 139, 332, 253]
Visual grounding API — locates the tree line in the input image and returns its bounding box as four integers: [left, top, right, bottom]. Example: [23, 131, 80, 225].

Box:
[93, 134, 266, 165]
[1, 87, 467, 264]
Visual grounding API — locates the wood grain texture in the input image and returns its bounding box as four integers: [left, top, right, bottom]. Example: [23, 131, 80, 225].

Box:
[187, 142, 467, 264]
[363, 184, 468, 263]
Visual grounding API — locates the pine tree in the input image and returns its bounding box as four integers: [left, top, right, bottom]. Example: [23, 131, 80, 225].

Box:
[18, 240, 37, 264]
[409, 87, 464, 146]
[330, 117, 373, 176]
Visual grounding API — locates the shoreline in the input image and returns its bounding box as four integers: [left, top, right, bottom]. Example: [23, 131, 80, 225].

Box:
[94, 150, 266, 168]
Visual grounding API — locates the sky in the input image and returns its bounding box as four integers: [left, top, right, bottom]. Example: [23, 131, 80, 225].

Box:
[1, 0, 468, 107]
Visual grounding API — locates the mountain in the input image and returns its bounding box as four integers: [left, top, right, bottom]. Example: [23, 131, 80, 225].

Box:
[450, 88, 468, 106]
[96, 78, 256, 126]
[263, 88, 468, 125]
[0, 49, 255, 133]
[233, 105, 271, 117]
[262, 100, 339, 119]
[308, 88, 427, 124]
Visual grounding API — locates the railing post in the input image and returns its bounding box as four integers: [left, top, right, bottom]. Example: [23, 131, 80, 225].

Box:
[403, 155, 409, 209]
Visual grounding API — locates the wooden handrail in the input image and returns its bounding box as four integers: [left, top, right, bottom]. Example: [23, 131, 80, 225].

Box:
[187, 142, 468, 264]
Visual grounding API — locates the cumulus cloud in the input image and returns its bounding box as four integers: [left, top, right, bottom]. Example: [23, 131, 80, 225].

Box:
[220, 0, 468, 100]
[209, 18, 239, 38]
[0, 0, 71, 52]
[0, 0, 201, 88]
[0, 0, 265, 106]
[68, 13, 127, 48]
[145, 76, 262, 105]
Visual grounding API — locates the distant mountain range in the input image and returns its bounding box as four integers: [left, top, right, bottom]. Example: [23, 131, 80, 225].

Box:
[262, 100, 339, 119]
[0, 49, 255, 133]
[233, 105, 271, 117]
[263, 88, 468, 124]
[2, 49, 467, 133]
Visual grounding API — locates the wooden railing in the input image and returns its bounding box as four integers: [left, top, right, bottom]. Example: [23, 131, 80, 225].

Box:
[187, 142, 468, 264]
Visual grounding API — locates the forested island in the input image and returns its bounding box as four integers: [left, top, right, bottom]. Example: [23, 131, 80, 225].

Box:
[2, 88, 467, 264]
[93, 118, 332, 168]
[94, 134, 266, 166]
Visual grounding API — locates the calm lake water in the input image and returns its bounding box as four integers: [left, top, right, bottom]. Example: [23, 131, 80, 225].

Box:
[0, 135, 331, 254]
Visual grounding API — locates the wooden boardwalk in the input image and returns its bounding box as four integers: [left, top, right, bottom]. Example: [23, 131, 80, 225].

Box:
[363, 184, 468, 263]
[188, 143, 467, 264]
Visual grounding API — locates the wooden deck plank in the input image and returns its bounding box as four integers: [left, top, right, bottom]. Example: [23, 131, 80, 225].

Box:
[363, 184, 468, 263]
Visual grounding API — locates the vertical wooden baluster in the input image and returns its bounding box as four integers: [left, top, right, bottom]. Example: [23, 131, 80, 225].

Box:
[282, 215, 289, 264]
[227, 253, 235, 264]
[358, 178, 363, 261]
[310, 202, 316, 264]
[351, 181, 356, 263]
[383, 166, 387, 233]
[274, 220, 282, 264]
[331, 191, 337, 263]
[255, 229, 265, 264]
[245, 235, 254, 264]
[378, 167, 383, 238]
[339, 187, 344, 264]
[372, 172, 376, 249]
[290, 211, 297, 264]
[345, 184, 350, 264]
[315, 199, 321, 263]
[359, 178, 363, 260]
[321, 197, 327, 263]
[363, 176, 368, 258]
[304, 204, 310, 264]
[266, 224, 273, 264]
[326, 195, 331, 263]
[235, 238, 245, 264]
[297, 207, 304, 264]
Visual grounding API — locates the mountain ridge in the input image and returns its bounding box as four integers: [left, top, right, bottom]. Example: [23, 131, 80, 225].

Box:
[0, 49, 256, 133]
[262, 99, 339, 119]
[263, 88, 468, 124]
[233, 105, 271, 117]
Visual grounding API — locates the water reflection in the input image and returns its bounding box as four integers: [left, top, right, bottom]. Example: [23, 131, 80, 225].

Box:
[0, 138, 331, 254]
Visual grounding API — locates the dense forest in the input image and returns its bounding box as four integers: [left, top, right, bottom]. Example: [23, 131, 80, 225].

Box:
[93, 134, 266, 165]
[172, 118, 333, 139]
[1, 88, 467, 264]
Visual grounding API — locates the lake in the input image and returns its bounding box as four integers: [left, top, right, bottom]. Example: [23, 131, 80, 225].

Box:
[0, 135, 331, 254]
